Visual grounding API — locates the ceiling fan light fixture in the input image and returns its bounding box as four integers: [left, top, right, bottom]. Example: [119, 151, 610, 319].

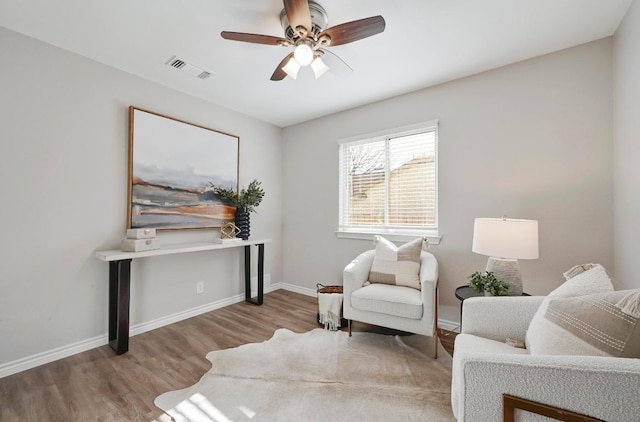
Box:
[293, 42, 314, 66]
[282, 57, 300, 79]
[221, 1, 386, 81]
[311, 56, 329, 79]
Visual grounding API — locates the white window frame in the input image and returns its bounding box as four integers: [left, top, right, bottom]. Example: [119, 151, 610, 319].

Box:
[337, 120, 441, 245]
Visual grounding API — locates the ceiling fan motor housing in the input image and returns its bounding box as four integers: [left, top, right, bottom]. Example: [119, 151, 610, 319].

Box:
[280, 1, 328, 41]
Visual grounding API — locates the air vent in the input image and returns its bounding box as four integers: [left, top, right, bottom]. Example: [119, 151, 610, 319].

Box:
[165, 56, 212, 80]
[169, 58, 186, 69]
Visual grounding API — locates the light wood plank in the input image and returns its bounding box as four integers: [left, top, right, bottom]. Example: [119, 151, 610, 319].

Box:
[0, 290, 455, 421]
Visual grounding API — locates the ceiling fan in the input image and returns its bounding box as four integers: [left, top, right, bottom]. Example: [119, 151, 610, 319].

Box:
[221, 0, 386, 81]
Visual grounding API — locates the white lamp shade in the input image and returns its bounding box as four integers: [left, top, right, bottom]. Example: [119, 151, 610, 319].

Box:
[282, 57, 300, 79]
[472, 218, 539, 259]
[311, 56, 329, 79]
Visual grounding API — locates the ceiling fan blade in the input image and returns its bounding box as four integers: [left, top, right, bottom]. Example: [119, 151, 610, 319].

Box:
[271, 53, 295, 81]
[318, 48, 353, 77]
[283, 0, 312, 37]
[318, 16, 386, 47]
[221, 31, 289, 46]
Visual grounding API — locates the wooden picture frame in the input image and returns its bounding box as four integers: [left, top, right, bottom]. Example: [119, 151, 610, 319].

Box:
[127, 106, 239, 230]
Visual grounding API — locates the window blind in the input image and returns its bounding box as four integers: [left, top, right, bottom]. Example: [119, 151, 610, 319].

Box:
[339, 124, 438, 232]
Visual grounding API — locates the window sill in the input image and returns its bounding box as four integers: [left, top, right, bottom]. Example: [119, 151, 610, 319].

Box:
[335, 229, 441, 245]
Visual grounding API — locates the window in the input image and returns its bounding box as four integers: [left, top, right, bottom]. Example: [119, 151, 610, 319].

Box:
[338, 121, 438, 242]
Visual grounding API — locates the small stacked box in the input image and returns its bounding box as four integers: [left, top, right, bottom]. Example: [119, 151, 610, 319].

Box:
[121, 228, 161, 252]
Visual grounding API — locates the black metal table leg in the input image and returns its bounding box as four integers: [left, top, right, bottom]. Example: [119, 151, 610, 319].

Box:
[257, 243, 264, 305]
[108, 259, 131, 354]
[244, 243, 264, 305]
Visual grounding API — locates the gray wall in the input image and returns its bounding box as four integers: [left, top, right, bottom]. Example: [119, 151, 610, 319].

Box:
[3, 8, 636, 370]
[614, 0, 640, 289]
[0, 27, 283, 368]
[282, 39, 614, 322]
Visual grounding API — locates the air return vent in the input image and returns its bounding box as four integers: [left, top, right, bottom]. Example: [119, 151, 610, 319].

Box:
[165, 56, 211, 80]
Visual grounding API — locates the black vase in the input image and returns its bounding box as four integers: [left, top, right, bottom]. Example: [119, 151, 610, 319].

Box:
[234, 207, 250, 240]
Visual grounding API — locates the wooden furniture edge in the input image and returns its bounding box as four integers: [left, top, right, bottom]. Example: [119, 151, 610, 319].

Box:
[503, 394, 604, 422]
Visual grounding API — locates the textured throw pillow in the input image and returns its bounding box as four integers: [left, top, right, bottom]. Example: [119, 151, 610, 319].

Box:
[368, 236, 422, 290]
[541, 289, 640, 357]
[525, 264, 614, 354]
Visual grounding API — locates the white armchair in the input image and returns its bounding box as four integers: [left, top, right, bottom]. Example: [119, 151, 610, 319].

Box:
[343, 249, 439, 358]
[452, 296, 640, 421]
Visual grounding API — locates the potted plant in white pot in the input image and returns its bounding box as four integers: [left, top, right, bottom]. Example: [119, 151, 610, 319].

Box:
[209, 179, 265, 240]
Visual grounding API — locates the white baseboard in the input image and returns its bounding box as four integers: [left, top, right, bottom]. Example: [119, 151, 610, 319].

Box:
[437, 319, 460, 332]
[0, 280, 456, 379]
[129, 294, 247, 338]
[0, 277, 282, 379]
[279, 283, 460, 333]
[0, 333, 110, 380]
[131, 275, 278, 337]
[280, 282, 316, 297]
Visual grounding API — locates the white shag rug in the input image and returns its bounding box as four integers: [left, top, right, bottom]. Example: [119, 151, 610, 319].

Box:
[155, 328, 454, 421]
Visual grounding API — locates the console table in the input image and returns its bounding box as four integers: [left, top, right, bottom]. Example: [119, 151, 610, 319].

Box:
[94, 239, 270, 355]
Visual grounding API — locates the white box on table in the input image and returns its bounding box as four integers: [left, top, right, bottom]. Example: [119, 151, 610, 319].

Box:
[126, 228, 156, 239]
[121, 238, 161, 252]
[212, 238, 243, 244]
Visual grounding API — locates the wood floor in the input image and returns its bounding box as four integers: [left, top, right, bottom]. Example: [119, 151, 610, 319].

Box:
[0, 290, 456, 421]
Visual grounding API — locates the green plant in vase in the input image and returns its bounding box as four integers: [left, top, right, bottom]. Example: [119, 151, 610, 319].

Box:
[209, 179, 265, 240]
[468, 271, 510, 296]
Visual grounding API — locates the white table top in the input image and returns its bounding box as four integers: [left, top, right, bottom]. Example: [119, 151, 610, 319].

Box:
[94, 239, 271, 262]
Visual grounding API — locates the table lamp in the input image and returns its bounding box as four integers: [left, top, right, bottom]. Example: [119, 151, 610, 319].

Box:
[472, 217, 539, 295]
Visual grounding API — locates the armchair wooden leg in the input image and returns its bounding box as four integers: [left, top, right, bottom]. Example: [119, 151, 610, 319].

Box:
[348, 319, 352, 337]
[433, 329, 438, 360]
[433, 283, 439, 359]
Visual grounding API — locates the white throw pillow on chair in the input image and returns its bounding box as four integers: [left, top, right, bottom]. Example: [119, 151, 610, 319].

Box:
[368, 236, 423, 290]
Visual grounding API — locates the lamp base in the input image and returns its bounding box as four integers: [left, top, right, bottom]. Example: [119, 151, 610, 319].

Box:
[485, 257, 523, 296]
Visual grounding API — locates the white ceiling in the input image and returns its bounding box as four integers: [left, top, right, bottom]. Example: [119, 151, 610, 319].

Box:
[0, 0, 632, 127]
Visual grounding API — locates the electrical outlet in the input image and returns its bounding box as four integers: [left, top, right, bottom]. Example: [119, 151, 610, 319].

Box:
[196, 281, 204, 294]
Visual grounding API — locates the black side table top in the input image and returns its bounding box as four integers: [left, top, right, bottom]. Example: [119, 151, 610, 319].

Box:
[455, 285, 531, 300]
[455, 285, 483, 301]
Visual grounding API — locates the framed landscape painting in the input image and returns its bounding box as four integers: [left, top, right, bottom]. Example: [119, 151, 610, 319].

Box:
[127, 107, 239, 230]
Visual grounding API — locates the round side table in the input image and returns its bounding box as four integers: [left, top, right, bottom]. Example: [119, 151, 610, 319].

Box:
[455, 286, 530, 330]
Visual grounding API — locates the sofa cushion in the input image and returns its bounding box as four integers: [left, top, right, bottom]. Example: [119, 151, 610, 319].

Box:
[455, 333, 531, 356]
[368, 236, 422, 290]
[351, 284, 423, 320]
[525, 264, 614, 355]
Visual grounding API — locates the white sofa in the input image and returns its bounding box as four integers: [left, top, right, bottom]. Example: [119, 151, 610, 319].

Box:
[451, 296, 640, 421]
[343, 250, 438, 354]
